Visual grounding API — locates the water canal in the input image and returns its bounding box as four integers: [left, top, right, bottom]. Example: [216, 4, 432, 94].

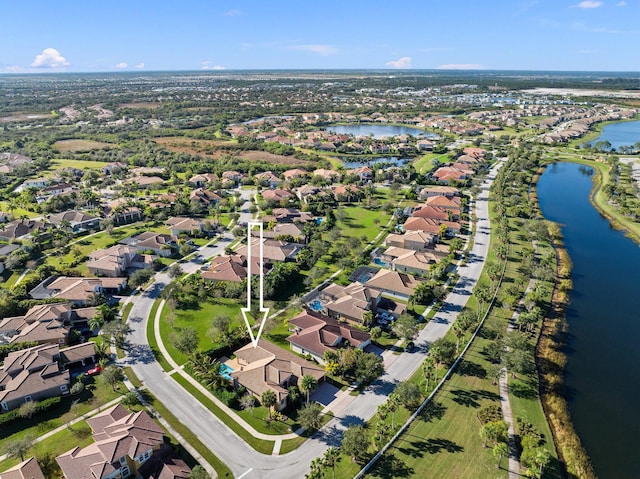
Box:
[537, 161, 640, 478]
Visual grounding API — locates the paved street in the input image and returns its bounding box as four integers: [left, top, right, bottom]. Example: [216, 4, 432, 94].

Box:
[123, 164, 501, 478]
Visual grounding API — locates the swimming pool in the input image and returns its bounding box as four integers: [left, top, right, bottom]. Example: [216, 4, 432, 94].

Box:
[373, 258, 388, 267]
[219, 363, 234, 381]
[309, 300, 323, 312]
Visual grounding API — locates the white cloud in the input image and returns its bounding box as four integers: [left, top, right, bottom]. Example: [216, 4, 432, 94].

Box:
[577, 1, 603, 8]
[385, 56, 412, 69]
[135, 62, 145, 69]
[225, 9, 242, 16]
[436, 63, 485, 70]
[201, 61, 226, 70]
[30, 48, 70, 68]
[115, 62, 128, 69]
[617, 0, 627, 5]
[289, 44, 337, 56]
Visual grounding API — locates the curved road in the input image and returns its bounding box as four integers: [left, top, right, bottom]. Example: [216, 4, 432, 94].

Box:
[123, 164, 501, 478]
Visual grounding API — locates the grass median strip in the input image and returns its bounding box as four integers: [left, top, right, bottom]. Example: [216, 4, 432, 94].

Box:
[146, 298, 173, 372]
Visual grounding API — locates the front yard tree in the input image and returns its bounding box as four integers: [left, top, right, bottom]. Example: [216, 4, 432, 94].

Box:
[18, 400, 38, 419]
[129, 268, 155, 289]
[173, 327, 199, 356]
[393, 314, 419, 342]
[341, 424, 369, 463]
[354, 351, 384, 384]
[394, 381, 422, 410]
[3, 435, 34, 462]
[103, 365, 124, 391]
[167, 263, 183, 279]
[261, 390, 277, 419]
[300, 374, 318, 404]
[208, 314, 234, 344]
[299, 402, 323, 432]
[493, 441, 509, 469]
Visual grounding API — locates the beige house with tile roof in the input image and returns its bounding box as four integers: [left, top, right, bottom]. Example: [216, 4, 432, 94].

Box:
[384, 230, 438, 251]
[228, 339, 324, 411]
[365, 269, 422, 299]
[29, 277, 127, 306]
[0, 457, 45, 479]
[57, 404, 164, 479]
[0, 344, 70, 411]
[320, 282, 380, 324]
[87, 245, 156, 278]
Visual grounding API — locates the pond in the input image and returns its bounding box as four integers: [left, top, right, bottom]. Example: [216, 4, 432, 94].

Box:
[328, 123, 439, 139]
[341, 156, 411, 169]
[537, 161, 640, 479]
[591, 119, 640, 151]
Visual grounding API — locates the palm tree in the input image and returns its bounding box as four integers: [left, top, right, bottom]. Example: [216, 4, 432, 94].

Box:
[387, 393, 400, 430]
[305, 457, 324, 479]
[493, 441, 508, 469]
[88, 314, 104, 334]
[261, 390, 277, 419]
[422, 356, 435, 392]
[322, 446, 341, 479]
[300, 374, 318, 404]
[190, 352, 225, 391]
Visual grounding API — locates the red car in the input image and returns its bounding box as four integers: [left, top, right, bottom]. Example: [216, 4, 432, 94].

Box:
[87, 366, 103, 376]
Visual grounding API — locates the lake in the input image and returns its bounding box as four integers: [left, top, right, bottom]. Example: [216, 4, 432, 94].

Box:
[341, 156, 410, 169]
[537, 162, 640, 478]
[327, 124, 439, 139]
[592, 120, 640, 150]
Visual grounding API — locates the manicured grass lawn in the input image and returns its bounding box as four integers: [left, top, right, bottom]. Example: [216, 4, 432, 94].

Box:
[337, 205, 391, 242]
[0, 202, 39, 218]
[0, 373, 125, 444]
[0, 422, 94, 473]
[49, 157, 110, 169]
[147, 299, 173, 372]
[158, 298, 243, 366]
[413, 153, 448, 174]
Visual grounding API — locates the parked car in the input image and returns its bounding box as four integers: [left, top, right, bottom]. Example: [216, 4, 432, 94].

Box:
[87, 365, 103, 376]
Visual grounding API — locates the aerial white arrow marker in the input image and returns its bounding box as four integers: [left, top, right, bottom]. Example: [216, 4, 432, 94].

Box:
[241, 222, 270, 347]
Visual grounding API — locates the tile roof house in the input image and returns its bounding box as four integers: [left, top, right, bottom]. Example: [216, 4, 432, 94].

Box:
[348, 166, 374, 181]
[48, 211, 101, 233]
[29, 276, 127, 306]
[401, 217, 442, 235]
[0, 457, 45, 479]
[200, 254, 264, 283]
[137, 445, 191, 479]
[412, 205, 456, 221]
[418, 185, 460, 200]
[56, 404, 164, 479]
[261, 188, 294, 205]
[261, 208, 314, 224]
[188, 173, 219, 187]
[165, 217, 203, 236]
[282, 168, 309, 180]
[382, 247, 441, 277]
[254, 171, 282, 188]
[189, 188, 222, 207]
[257, 222, 306, 243]
[425, 195, 461, 210]
[87, 245, 156, 278]
[331, 184, 363, 202]
[385, 230, 438, 251]
[120, 232, 177, 257]
[365, 269, 421, 299]
[0, 219, 48, 242]
[313, 169, 341, 182]
[235, 238, 304, 264]
[227, 339, 325, 411]
[320, 282, 380, 324]
[287, 310, 371, 364]
[0, 344, 70, 411]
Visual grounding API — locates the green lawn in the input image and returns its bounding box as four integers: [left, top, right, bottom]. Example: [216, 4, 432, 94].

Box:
[48, 158, 110, 170]
[158, 298, 243, 366]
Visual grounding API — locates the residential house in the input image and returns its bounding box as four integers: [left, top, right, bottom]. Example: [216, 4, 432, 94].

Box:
[265, 208, 315, 224]
[165, 217, 203, 236]
[412, 205, 458, 221]
[382, 247, 442, 277]
[331, 184, 363, 203]
[105, 200, 143, 225]
[236, 238, 303, 264]
[21, 178, 49, 189]
[313, 169, 341, 182]
[261, 188, 294, 206]
[128, 176, 164, 188]
[258, 223, 306, 243]
[87, 245, 156, 277]
[101, 162, 128, 175]
[365, 269, 421, 299]
[56, 404, 164, 479]
[0, 219, 48, 242]
[0, 457, 46, 479]
[188, 173, 219, 187]
[294, 185, 326, 204]
[432, 166, 469, 182]
[29, 276, 127, 306]
[320, 282, 380, 324]
[221, 170, 245, 186]
[137, 445, 192, 479]
[227, 339, 325, 411]
[287, 310, 371, 364]
[120, 232, 177, 257]
[425, 195, 462, 210]
[282, 169, 309, 181]
[48, 211, 101, 233]
[348, 166, 373, 182]
[418, 185, 460, 200]
[36, 183, 77, 204]
[189, 188, 222, 208]
[254, 171, 282, 188]
[200, 254, 263, 283]
[58, 342, 97, 370]
[131, 167, 166, 176]
[385, 230, 438, 251]
[0, 344, 70, 411]
[401, 217, 442, 235]
[416, 139, 435, 151]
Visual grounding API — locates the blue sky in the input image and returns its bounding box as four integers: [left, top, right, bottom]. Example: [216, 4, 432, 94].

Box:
[1, 0, 638, 73]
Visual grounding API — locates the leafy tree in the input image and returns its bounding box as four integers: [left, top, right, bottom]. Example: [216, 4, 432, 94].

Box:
[413, 281, 434, 305]
[129, 268, 155, 288]
[122, 391, 141, 408]
[240, 394, 255, 416]
[261, 390, 277, 419]
[298, 402, 323, 432]
[394, 381, 422, 410]
[173, 327, 200, 356]
[167, 263, 183, 279]
[353, 351, 383, 384]
[393, 314, 418, 342]
[103, 365, 124, 391]
[18, 400, 38, 419]
[208, 314, 234, 345]
[493, 441, 509, 469]
[429, 338, 456, 381]
[189, 465, 210, 479]
[341, 424, 369, 463]
[3, 435, 34, 461]
[480, 420, 508, 448]
[300, 374, 319, 404]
